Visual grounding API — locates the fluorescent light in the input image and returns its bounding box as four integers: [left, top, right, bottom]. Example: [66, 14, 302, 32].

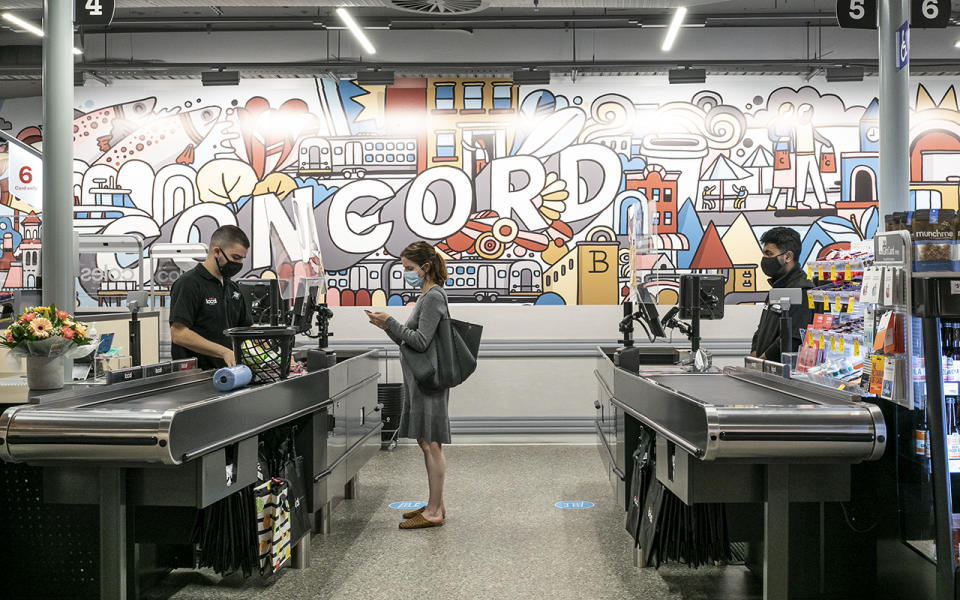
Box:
[336, 8, 376, 55]
[3, 12, 83, 54]
[661, 6, 687, 52]
[2, 12, 43, 36]
[826, 66, 864, 82]
[955, 39, 960, 48]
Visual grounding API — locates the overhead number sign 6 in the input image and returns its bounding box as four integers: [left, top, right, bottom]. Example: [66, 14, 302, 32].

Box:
[837, 0, 950, 28]
[911, 0, 951, 28]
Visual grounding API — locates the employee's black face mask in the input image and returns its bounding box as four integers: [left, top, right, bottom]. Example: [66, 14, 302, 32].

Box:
[215, 247, 243, 279]
[761, 252, 787, 278]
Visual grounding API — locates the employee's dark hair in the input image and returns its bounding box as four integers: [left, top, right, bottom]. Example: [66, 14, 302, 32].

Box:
[401, 241, 447, 287]
[210, 225, 250, 250]
[760, 226, 801, 262]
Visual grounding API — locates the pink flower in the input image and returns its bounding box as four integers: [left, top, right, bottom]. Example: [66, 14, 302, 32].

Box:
[21, 312, 35, 322]
[5, 333, 12, 343]
[61, 326, 75, 340]
[56, 310, 69, 320]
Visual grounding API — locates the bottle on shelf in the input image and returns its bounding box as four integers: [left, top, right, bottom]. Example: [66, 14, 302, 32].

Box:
[917, 394, 929, 459]
[948, 397, 960, 461]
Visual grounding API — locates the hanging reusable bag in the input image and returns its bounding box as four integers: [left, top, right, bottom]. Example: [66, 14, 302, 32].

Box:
[819, 144, 837, 173]
[774, 140, 791, 171]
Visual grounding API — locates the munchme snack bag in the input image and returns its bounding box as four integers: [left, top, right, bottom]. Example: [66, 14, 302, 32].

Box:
[911, 209, 956, 272]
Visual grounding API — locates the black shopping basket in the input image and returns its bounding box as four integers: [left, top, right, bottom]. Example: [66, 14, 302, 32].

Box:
[224, 326, 297, 383]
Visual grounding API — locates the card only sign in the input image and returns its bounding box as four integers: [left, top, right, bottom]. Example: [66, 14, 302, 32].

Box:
[8, 142, 42, 212]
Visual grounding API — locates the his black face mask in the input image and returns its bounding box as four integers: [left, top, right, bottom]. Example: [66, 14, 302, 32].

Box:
[760, 252, 787, 279]
[215, 247, 244, 279]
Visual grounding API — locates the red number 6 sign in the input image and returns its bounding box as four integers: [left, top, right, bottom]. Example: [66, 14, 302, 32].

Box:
[18, 165, 32, 184]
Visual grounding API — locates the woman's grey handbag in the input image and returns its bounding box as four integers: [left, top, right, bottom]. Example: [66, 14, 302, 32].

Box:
[401, 309, 482, 393]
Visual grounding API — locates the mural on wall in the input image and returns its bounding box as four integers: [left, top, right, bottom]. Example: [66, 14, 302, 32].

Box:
[0, 77, 958, 307]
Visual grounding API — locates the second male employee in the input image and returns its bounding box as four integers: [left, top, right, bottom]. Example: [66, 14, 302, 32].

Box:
[751, 226, 814, 362]
[169, 225, 252, 369]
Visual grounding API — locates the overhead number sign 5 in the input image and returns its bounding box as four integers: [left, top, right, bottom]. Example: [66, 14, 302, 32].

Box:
[74, 0, 114, 25]
[837, 0, 951, 28]
[837, 0, 878, 29]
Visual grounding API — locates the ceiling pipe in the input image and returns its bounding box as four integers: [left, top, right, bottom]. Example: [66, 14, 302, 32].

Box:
[2, 57, 959, 78]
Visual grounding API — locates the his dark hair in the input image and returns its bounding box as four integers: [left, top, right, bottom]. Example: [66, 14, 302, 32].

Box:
[210, 225, 250, 250]
[760, 226, 801, 262]
[401, 241, 447, 287]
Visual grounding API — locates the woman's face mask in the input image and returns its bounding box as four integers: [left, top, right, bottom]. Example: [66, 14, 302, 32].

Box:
[403, 265, 427, 287]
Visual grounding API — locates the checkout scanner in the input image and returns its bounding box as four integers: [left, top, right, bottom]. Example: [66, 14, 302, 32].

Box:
[615, 274, 724, 373]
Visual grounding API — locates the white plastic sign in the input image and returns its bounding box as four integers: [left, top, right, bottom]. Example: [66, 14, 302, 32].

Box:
[74, 0, 115, 25]
[8, 142, 42, 212]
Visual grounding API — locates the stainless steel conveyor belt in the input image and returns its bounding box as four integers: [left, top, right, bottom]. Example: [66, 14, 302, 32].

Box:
[0, 350, 380, 465]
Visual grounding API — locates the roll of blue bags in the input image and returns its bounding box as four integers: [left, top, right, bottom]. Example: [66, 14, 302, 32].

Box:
[213, 364, 253, 392]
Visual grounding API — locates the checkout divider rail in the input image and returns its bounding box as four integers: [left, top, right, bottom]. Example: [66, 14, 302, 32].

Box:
[182, 372, 381, 462]
[594, 368, 704, 459]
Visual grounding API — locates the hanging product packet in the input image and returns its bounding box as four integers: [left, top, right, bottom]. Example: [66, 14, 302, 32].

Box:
[910, 209, 956, 272]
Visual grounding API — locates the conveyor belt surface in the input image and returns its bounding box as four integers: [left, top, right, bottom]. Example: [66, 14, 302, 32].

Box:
[647, 374, 819, 407]
[603, 357, 886, 462]
[0, 350, 380, 465]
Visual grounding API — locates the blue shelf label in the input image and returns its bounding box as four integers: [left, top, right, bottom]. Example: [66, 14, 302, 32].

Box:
[389, 501, 427, 510]
[555, 501, 595, 510]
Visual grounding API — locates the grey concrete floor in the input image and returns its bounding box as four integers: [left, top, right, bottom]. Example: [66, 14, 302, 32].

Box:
[146, 444, 758, 600]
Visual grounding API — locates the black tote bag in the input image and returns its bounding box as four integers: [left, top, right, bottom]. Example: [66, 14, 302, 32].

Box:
[400, 297, 482, 393]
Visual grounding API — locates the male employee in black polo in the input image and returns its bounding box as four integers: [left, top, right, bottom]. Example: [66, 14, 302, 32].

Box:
[750, 226, 815, 362]
[169, 225, 252, 369]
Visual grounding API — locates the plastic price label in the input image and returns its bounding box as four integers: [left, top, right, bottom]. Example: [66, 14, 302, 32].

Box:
[808, 294, 816, 309]
[818, 264, 825, 280]
[847, 297, 856, 313]
[831, 335, 836, 351]
[835, 295, 843, 312]
[819, 333, 825, 349]
[854, 339, 860, 355]
[830, 264, 837, 279]
[844, 264, 852, 281]
[837, 383, 846, 391]
[823, 297, 831, 311]
[839, 336, 845, 353]
[808, 265, 814, 279]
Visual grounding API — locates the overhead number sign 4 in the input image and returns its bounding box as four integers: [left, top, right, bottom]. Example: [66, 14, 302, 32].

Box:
[74, 0, 114, 26]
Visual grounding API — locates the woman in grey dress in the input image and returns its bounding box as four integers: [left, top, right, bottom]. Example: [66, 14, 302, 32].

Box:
[366, 241, 450, 529]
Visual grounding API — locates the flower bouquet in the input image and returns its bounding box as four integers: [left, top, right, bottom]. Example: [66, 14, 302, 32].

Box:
[1, 305, 97, 390]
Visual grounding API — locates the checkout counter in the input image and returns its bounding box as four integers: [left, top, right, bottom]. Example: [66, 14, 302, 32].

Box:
[594, 277, 887, 600]
[0, 294, 382, 600]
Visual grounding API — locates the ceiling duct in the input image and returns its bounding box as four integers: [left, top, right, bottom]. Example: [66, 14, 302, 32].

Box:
[390, 0, 483, 13]
[513, 69, 550, 85]
[201, 69, 239, 86]
[668, 67, 706, 84]
[356, 69, 395, 85]
[826, 66, 864, 82]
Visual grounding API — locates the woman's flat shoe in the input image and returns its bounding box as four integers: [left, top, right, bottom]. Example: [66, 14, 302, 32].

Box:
[402, 506, 446, 520]
[399, 513, 443, 529]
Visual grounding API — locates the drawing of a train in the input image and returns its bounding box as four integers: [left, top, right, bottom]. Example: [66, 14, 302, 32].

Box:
[325, 258, 544, 304]
[298, 136, 421, 178]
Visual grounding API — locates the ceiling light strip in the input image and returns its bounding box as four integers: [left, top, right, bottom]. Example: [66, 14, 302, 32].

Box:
[3, 12, 84, 54]
[661, 6, 687, 52]
[336, 8, 376, 55]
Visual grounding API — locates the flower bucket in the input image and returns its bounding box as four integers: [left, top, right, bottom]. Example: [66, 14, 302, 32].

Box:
[26, 355, 65, 390]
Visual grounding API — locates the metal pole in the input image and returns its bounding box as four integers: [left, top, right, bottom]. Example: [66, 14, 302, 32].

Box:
[877, 0, 911, 216]
[921, 317, 954, 600]
[42, 0, 76, 380]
